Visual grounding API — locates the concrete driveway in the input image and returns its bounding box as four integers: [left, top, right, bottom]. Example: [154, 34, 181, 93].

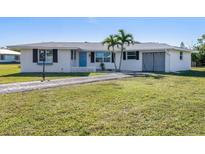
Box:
[0, 73, 132, 94]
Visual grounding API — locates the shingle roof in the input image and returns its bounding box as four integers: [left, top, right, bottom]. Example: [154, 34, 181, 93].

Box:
[0, 49, 20, 55]
[8, 42, 191, 52]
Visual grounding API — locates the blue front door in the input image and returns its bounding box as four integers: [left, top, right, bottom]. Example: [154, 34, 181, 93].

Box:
[79, 52, 87, 67]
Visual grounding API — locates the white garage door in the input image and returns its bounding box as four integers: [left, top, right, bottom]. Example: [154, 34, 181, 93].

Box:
[142, 52, 165, 72]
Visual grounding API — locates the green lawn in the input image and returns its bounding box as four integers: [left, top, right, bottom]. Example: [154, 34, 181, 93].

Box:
[0, 67, 204, 135]
[0, 64, 105, 84]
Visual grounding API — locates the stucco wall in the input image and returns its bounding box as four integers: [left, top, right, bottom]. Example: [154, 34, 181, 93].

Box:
[20, 49, 191, 73]
[165, 51, 170, 72]
[87, 51, 142, 71]
[168, 50, 191, 72]
[20, 49, 71, 72]
[121, 52, 142, 71]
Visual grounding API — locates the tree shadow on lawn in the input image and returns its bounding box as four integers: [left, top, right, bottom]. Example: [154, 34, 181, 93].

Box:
[144, 74, 165, 79]
[1, 72, 92, 77]
[133, 69, 205, 79]
[155, 70, 205, 78]
[131, 73, 165, 80]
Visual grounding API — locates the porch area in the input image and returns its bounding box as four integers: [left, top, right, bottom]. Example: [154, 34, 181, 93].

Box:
[70, 49, 116, 72]
[70, 50, 97, 72]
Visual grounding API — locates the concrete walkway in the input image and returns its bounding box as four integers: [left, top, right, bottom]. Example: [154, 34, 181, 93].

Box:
[0, 73, 132, 94]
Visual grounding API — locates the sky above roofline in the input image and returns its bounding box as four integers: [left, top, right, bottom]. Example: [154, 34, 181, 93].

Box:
[0, 17, 204, 48]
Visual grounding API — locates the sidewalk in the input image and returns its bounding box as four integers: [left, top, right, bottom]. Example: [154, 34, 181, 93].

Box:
[0, 73, 131, 94]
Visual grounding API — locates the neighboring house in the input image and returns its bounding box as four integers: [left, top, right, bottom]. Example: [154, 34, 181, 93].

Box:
[8, 42, 191, 72]
[0, 49, 20, 63]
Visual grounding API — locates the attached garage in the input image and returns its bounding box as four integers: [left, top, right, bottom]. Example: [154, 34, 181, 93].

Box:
[142, 52, 165, 72]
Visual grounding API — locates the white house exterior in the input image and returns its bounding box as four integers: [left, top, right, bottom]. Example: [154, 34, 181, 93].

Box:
[0, 49, 20, 63]
[8, 42, 191, 73]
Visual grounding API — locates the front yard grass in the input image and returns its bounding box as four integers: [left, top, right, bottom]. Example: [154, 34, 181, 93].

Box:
[0, 67, 204, 135]
[0, 64, 105, 84]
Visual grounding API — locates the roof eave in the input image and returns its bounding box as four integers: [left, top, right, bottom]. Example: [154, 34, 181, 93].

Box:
[171, 48, 193, 52]
[8, 46, 80, 50]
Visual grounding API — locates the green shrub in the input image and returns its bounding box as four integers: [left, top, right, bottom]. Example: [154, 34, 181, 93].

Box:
[100, 62, 105, 71]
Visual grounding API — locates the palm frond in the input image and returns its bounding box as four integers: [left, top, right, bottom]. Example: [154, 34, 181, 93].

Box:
[102, 34, 119, 51]
[115, 29, 134, 45]
[118, 29, 125, 38]
[107, 45, 110, 50]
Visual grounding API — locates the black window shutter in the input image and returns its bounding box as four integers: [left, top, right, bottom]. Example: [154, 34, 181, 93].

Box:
[33, 49, 38, 63]
[74, 50, 76, 60]
[112, 52, 115, 63]
[136, 51, 139, 60]
[123, 52, 126, 60]
[53, 49, 58, 62]
[71, 50, 73, 60]
[91, 52, 95, 63]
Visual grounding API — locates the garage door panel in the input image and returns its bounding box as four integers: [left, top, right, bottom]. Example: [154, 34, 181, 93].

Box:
[142, 53, 153, 72]
[154, 52, 165, 72]
[142, 52, 165, 72]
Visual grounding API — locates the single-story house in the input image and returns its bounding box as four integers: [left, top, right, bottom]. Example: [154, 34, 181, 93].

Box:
[8, 42, 192, 72]
[0, 49, 20, 63]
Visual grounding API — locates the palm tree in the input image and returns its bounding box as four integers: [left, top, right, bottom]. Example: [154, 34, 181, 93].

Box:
[115, 29, 134, 71]
[102, 35, 118, 71]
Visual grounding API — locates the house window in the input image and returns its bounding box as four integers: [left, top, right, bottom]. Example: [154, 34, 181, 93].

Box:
[96, 52, 111, 63]
[104, 52, 111, 62]
[127, 51, 139, 60]
[15, 55, 19, 60]
[96, 52, 104, 62]
[71, 50, 77, 60]
[38, 49, 53, 63]
[180, 51, 183, 60]
[0, 54, 5, 60]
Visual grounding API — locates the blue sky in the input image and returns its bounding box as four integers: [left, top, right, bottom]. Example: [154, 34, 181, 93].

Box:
[0, 17, 205, 47]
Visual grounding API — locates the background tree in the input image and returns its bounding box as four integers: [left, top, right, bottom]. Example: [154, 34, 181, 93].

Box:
[115, 29, 134, 71]
[193, 34, 205, 66]
[180, 42, 186, 48]
[102, 35, 118, 71]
